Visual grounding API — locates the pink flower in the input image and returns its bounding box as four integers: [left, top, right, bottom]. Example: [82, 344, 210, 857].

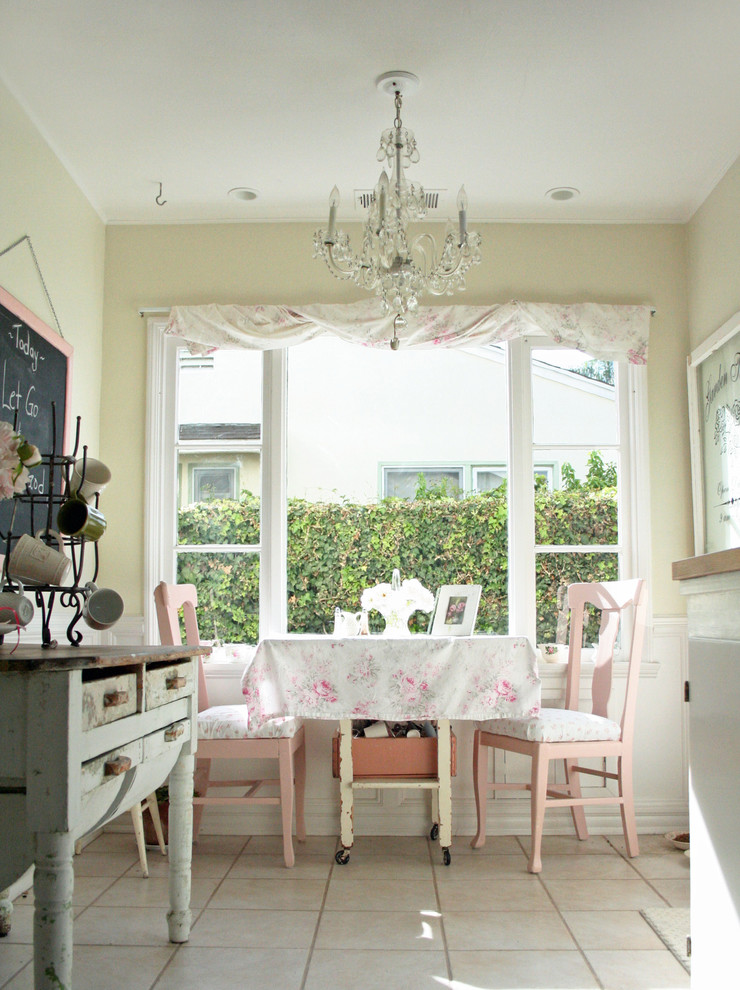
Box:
[312, 679, 337, 701]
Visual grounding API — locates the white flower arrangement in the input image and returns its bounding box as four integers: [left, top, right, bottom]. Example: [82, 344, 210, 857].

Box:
[361, 570, 435, 616]
[0, 421, 41, 501]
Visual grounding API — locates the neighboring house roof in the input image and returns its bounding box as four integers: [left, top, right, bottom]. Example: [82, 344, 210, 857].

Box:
[179, 423, 261, 441]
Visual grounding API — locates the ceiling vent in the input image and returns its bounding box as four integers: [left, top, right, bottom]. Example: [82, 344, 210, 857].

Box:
[354, 189, 444, 211]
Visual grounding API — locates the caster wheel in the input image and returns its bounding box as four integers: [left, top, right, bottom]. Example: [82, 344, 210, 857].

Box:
[430, 824, 439, 841]
[335, 849, 350, 865]
[443, 848, 451, 866]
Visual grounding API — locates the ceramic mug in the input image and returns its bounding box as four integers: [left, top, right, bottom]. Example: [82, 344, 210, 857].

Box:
[70, 457, 111, 501]
[57, 497, 107, 541]
[0, 577, 35, 629]
[82, 582, 124, 630]
[8, 531, 71, 586]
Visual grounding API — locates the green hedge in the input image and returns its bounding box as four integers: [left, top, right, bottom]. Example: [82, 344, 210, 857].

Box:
[177, 486, 618, 644]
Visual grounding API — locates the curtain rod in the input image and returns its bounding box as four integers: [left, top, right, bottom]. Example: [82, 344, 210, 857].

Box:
[140, 306, 656, 316]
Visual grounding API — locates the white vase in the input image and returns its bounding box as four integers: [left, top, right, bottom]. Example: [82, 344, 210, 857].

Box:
[381, 606, 414, 637]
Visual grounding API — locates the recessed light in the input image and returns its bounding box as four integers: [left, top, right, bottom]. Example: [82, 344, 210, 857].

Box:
[545, 187, 580, 202]
[228, 187, 259, 202]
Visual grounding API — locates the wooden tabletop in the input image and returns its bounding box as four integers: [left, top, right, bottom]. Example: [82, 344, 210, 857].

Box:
[672, 547, 740, 581]
[0, 643, 210, 673]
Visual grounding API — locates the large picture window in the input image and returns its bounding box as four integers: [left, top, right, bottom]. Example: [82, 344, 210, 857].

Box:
[147, 322, 648, 647]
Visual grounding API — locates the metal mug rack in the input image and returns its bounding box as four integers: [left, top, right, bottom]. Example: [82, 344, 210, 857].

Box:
[0, 407, 100, 647]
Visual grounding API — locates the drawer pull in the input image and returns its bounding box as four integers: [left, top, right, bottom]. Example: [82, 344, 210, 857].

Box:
[166, 675, 187, 690]
[164, 723, 185, 742]
[103, 690, 129, 708]
[104, 756, 132, 777]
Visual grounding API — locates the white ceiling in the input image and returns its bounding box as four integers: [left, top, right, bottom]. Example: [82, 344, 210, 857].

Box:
[2, 1, 740, 226]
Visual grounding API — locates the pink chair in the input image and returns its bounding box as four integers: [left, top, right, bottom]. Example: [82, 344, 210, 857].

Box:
[153, 581, 306, 867]
[471, 579, 647, 873]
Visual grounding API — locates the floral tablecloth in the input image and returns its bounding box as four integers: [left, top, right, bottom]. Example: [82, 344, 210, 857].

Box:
[240, 635, 540, 734]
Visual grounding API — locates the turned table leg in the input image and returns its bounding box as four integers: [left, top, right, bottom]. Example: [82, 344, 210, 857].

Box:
[34, 831, 74, 990]
[167, 750, 194, 942]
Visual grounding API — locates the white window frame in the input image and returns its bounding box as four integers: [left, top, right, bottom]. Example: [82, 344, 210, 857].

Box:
[146, 323, 650, 647]
[145, 320, 286, 642]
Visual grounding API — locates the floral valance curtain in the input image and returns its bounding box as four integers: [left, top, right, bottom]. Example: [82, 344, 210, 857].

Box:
[165, 298, 650, 364]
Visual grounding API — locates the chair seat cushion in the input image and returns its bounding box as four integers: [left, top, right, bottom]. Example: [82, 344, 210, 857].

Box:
[479, 707, 622, 743]
[197, 705, 302, 740]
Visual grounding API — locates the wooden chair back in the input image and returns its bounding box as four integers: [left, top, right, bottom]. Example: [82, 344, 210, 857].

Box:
[153, 581, 210, 711]
[564, 578, 647, 739]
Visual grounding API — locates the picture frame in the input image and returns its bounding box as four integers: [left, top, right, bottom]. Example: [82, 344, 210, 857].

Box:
[687, 310, 740, 555]
[429, 584, 482, 637]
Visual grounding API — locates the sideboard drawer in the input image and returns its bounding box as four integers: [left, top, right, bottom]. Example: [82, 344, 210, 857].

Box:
[81, 738, 143, 795]
[143, 717, 191, 762]
[145, 661, 194, 709]
[82, 672, 138, 730]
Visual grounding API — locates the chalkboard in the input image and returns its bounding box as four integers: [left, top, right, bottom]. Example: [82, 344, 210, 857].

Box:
[0, 286, 73, 538]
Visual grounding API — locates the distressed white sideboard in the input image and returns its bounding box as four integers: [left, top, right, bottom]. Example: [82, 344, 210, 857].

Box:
[0, 644, 203, 990]
[673, 549, 740, 988]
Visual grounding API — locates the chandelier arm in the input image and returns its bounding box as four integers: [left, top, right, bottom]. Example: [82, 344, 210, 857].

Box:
[324, 243, 359, 280]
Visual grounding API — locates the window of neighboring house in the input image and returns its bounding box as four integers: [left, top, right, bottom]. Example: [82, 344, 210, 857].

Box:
[147, 324, 649, 647]
[382, 466, 464, 499]
[191, 464, 238, 502]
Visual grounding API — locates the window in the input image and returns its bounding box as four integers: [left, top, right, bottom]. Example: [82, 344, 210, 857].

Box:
[147, 324, 648, 647]
[382, 466, 464, 499]
[191, 464, 238, 502]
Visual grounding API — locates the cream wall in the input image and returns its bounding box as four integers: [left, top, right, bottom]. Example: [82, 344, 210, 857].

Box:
[0, 81, 105, 461]
[103, 220, 690, 617]
[688, 156, 740, 350]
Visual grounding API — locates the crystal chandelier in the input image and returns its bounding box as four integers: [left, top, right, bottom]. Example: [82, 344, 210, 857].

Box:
[313, 72, 482, 347]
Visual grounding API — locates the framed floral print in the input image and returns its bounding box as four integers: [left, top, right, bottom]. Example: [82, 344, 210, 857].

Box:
[429, 584, 482, 637]
[688, 310, 740, 554]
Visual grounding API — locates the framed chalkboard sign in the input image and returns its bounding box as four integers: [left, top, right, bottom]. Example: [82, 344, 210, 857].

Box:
[688, 310, 740, 555]
[0, 285, 73, 537]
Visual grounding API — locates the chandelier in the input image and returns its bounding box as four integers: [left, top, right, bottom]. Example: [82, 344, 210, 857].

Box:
[313, 71, 482, 347]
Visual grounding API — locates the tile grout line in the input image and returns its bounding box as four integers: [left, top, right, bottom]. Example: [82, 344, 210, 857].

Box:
[428, 836, 454, 984]
[516, 835, 607, 990]
[604, 835, 683, 908]
[298, 836, 342, 990]
[149, 836, 250, 989]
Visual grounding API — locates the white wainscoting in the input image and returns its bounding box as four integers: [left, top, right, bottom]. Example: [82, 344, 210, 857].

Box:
[106, 617, 689, 838]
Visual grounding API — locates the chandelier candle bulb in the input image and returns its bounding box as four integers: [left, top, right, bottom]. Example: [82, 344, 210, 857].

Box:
[326, 186, 339, 244]
[457, 186, 468, 240]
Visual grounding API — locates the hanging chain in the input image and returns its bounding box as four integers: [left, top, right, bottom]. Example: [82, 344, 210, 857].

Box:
[0, 235, 65, 339]
[394, 90, 403, 131]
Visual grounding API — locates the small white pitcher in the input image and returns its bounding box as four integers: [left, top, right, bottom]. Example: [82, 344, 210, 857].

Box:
[333, 608, 362, 637]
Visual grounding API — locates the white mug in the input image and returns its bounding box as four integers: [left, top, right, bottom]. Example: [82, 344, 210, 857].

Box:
[8, 531, 71, 586]
[0, 577, 34, 629]
[363, 721, 390, 738]
[70, 457, 111, 501]
[82, 582, 124, 630]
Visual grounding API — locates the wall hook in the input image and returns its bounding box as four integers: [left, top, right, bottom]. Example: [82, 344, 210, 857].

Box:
[155, 182, 167, 206]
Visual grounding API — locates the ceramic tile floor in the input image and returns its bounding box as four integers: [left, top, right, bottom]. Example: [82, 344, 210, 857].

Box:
[1, 832, 690, 990]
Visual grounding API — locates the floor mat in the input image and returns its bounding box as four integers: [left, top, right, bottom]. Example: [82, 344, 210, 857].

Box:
[640, 906, 691, 973]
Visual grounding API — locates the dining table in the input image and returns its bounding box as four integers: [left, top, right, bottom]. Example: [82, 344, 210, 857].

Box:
[241, 634, 541, 863]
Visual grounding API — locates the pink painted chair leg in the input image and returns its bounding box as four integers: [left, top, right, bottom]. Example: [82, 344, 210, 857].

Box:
[564, 758, 589, 840]
[192, 757, 211, 841]
[470, 730, 488, 848]
[278, 739, 296, 868]
[294, 733, 307, 843]
[618, 753, 640, 857]
[528, 748, 550, 873]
